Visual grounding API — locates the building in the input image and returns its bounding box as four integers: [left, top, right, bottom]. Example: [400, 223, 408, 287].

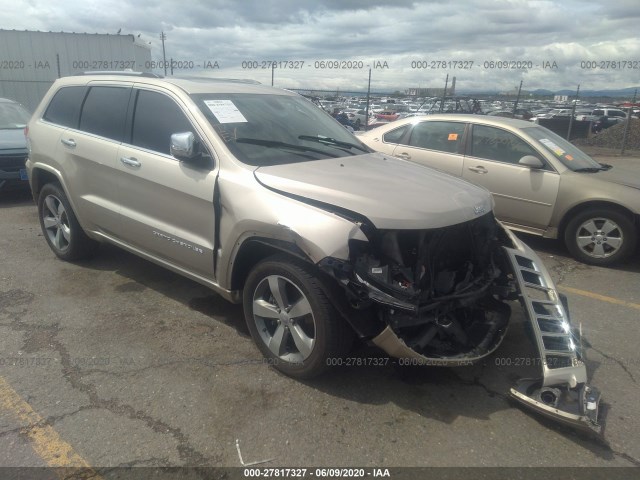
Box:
[0, 30, 152, 110]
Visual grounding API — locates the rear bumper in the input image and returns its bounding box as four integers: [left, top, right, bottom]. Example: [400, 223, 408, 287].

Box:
[0, 168, 29, 191]
[0, 169, 22, 180]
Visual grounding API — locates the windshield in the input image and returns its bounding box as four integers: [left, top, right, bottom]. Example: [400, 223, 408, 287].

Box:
[522, 126, 603, 171]
[190, 93, 373, 166]
[0, 102, 31, 129]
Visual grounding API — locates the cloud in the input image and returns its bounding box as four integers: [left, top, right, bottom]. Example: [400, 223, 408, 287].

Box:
[3, 0, 639, 92]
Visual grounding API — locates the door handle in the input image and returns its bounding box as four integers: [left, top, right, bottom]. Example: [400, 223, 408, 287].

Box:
[120, 157, 141, 168]
[395, 152, 411, 160]
[60, 138, 76, 148]
[468, 165, 488, 174]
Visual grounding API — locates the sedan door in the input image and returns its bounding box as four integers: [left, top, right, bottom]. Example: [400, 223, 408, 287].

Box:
[390, 121, 466, 176]
[462, 124, 560, 233]
[115, 88, 217, 280]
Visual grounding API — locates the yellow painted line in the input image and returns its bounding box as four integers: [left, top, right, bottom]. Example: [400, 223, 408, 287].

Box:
[0, 376, 102, 478]
[559, 285, 640, 311]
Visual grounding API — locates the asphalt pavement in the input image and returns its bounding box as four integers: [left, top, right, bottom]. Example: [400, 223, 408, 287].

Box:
[0, 158, 639, 474]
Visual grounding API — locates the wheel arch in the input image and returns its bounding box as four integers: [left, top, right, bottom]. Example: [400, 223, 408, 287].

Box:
[558, 200, 638, 238]
[30, 165, 64, 202]
[229, 237, 314, 292]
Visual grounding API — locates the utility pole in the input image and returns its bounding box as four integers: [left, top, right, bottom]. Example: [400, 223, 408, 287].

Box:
[160, 32, 167, 76]
[513, 80, 523, 115]
[567, 84, 579, 141]
[621, 88, 637, 155]
[440, 74, 449, 113]
[365, 69, 372, 130]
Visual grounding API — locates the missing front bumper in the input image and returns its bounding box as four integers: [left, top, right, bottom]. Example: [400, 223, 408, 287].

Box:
[368, 242, 602, 433]
[510, 379, 602, 434]
[504, 244, 602, 433]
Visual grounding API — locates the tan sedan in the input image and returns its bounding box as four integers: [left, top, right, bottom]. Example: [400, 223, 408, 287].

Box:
[358, 114, 640, 266]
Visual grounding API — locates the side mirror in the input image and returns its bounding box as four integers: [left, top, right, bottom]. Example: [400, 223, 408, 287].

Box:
[519, 155, 544, 169]
[170, 132, 199, 162]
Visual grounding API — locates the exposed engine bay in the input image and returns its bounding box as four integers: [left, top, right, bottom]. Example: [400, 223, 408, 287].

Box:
[320, 212, 602, 434]
[322, 212, 513, 363]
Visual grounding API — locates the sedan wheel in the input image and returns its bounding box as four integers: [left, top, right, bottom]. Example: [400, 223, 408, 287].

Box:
[243, 255, 352, 378]
[565, 209, 636, 266]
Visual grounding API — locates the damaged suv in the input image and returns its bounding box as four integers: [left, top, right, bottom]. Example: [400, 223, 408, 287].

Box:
[26, 73, 601, 433]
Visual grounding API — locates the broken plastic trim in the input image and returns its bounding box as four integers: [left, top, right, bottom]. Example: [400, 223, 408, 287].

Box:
[504, 245, 602, 433]
[511, 379, 602, 434]
[354, 273, 418, 312]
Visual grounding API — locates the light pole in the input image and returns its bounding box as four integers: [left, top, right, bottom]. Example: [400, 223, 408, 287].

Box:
[160, 32, 167, 76]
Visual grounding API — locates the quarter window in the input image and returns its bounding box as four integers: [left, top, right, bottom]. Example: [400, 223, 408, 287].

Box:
[382, 125, 409, 144]
[79, 86, 130, 141]
[131, 90, 194, 155]
[471, 125, 539, 164]
[407, 121, 465, 153]
[43, 86, 87, 128]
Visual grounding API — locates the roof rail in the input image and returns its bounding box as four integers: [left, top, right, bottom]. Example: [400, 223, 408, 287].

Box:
[73, 71, 163, 78]
[170, 75, 261, 85]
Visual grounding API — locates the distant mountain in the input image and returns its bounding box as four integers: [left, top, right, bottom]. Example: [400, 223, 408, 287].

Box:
[505, 87, 638, 98]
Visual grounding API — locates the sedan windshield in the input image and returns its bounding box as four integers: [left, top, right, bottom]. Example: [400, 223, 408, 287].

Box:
[0, 102, 30, 129]
[522, 126, 603, 171]
[190, 93, 373, 166]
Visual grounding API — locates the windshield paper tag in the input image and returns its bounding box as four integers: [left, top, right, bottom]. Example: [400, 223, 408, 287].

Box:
[448, 133, 458, 140]
[539, 138, 565, 156]
[204, 100, 248, 123]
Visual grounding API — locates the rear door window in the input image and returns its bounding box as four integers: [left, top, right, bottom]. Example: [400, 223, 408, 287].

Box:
[79, 86, 131, 141]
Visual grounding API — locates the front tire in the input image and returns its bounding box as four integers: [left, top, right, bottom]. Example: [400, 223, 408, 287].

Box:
[564, 208, 636, 266]
[243, 255, 352, 378]
[37, 183, 99, 261]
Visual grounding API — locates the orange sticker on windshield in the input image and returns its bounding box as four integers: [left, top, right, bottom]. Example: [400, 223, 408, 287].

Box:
[565, 154, 574, 160]
[448, 133, 458, 140]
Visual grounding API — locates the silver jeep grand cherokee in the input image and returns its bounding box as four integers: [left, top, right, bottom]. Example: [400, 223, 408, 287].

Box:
[26, 72, 601, 432]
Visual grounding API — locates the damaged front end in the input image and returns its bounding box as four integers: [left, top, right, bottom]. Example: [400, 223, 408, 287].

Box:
[319, 212, 601, 434]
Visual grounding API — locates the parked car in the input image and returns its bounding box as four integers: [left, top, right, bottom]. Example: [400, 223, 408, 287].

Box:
[0, 98, 31, 191]
[533, 108, 574, 121]
[344, 109, 373, 129]
[26, 73, 601, 433]
[487, 109, 533, 120]
[589, 108, 627, 120]
[359, 115, 640, 266]
[375, 111, 400, 122]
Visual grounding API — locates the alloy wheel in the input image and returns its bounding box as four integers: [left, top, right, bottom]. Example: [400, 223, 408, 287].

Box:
[575, 217, 623, 259]
[252, 275, 316, 364]
[42, 194, 71, 252]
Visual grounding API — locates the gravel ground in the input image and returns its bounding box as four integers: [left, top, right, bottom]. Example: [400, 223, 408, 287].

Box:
[574, 119, 640, 152]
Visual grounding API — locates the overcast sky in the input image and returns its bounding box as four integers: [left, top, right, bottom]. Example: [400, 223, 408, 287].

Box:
[6, 0, 640, 93]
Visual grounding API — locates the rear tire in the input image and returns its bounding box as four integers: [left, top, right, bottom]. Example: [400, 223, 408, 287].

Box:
[243, 255, 352, 378]
[37, 183, 99, 261]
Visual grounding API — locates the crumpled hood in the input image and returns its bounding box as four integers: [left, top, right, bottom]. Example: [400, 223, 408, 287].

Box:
[254, 152, 493, 229]
[0, 129, 28, 151]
